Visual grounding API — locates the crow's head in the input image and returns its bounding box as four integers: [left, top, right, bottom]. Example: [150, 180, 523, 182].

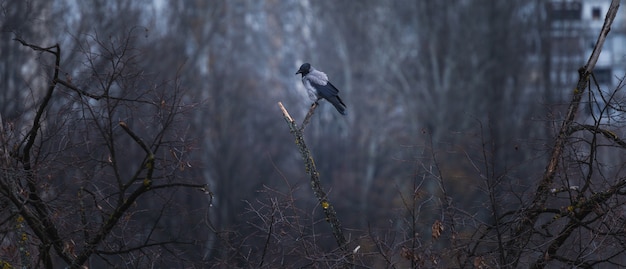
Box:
[296, 63, 311, 76]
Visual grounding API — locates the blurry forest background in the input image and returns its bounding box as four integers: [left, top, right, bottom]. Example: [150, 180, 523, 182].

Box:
[2, 0, 626, 268]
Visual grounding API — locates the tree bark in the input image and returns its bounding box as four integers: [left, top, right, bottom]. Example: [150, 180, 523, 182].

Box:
[278, 102, 347, 251]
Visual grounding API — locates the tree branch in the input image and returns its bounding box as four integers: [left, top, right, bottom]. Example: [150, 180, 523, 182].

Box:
[70, 122, 155, 269]
[535, 0, 620, 209]
[55, 77, 155, 104]
[13, 38, 73, 267]
[277, 102, 347, 251]
[509, 1, 621, 267]
[300, 102, 319, 131]
[568, 124, 626, 149]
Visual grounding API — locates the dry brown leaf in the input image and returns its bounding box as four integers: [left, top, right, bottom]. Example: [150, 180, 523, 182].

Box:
[432, 219, 444, 240]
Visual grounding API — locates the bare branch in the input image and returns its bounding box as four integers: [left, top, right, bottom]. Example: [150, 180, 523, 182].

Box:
[12, 37, 73, 267]
[508, 1, 621, 267]
[277, 102, 347, 251]
[300, 102, 319, 131]
[568, 124, 626, 149]
[55, 78, 154, 104]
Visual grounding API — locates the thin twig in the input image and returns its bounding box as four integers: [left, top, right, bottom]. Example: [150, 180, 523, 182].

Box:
[71, 122, 156, 268]
[300, 102, 318, 131]
[258, 202, 276, 268]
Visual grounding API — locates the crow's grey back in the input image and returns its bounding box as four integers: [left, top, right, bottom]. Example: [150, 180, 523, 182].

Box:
[305, 68, 328, 86]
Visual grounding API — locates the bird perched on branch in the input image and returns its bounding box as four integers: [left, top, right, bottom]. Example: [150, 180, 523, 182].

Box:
[296, 63, 346, 115]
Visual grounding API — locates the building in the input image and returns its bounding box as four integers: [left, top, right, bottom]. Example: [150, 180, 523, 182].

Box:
[548, 0, 626, 120]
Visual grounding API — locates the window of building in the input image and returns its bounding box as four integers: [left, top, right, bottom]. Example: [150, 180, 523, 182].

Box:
[592, 7, 601, 20]
[548, 1, 582, 21]
[594, 68, 612, 85]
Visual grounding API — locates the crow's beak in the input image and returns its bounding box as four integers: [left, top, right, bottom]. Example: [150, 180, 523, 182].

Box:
[295, 70, 301, 75]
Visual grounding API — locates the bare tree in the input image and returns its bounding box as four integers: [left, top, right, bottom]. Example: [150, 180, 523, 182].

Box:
[447, 2, 626, 268]
[0, 31, 208, 268]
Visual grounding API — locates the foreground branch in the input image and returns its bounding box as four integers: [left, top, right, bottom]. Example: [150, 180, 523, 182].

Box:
[508, 1, 621, 268]
[277, 102, 347, 251]
[535, 0, 620, 210]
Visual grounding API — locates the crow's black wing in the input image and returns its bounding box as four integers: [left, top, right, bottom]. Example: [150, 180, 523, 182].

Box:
[311, 81, 346, 115]
[310, 81, 343, 103]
